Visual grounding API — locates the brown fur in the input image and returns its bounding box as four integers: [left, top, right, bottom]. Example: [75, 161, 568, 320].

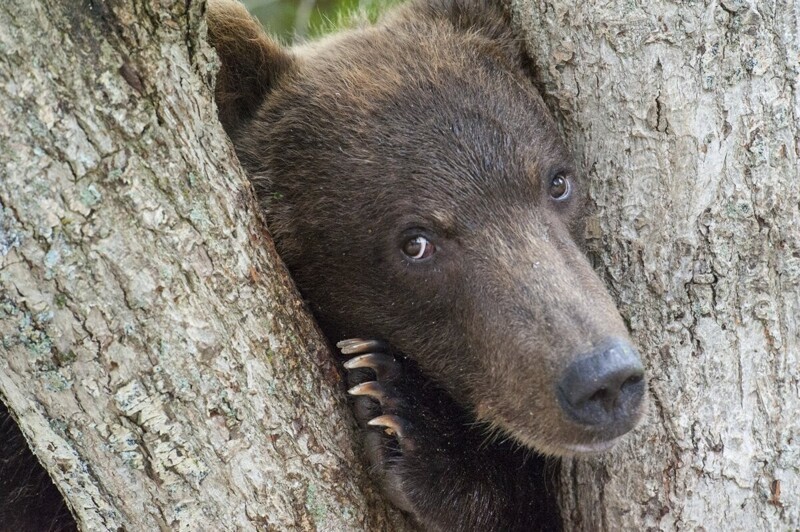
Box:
[206, 0, 294, 133]
[210, 0, 634, 450]
[207, 1, 645, 528]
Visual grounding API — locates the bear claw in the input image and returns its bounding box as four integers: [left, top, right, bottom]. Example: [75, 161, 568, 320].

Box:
[337, 338, 387, 355]
[343, 353, 399, 378]
[348, 381, 389, 403]
[340, 338, 413, 438]
[340, 338, 423, 489]
[368, 414, 409, 440]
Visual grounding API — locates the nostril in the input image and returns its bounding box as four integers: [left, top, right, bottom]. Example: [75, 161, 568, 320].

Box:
[623, 373, 643, 389]
[588, 388, 608, 404]
[557, 339, 645, 427]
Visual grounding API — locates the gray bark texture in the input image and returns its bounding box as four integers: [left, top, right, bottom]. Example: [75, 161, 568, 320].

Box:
[511, 0, 799, 530]
[0, 1, 408, 530]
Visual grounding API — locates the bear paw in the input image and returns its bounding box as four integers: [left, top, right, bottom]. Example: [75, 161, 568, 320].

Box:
[337, 338, 421, 512]
[337, 338, 561, 531]
[338, 338, 475, 515]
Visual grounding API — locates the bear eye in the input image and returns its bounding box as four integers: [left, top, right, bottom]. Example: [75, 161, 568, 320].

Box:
[402, 235, 436, 260]
[549, 173, 572, 201]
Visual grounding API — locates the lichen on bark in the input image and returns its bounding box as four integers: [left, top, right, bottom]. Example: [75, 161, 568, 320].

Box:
[512, 0, 799, 529]
[0, 1, 408, 529]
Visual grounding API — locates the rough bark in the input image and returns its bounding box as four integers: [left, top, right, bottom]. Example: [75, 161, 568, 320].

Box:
[512, 0, 799, 529]
[0, 1, 408, 530]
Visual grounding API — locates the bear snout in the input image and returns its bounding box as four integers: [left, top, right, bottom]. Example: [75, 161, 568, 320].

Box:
[556, 339, 646, 434]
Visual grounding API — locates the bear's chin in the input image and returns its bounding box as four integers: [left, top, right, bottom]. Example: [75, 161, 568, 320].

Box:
[560, 437, 623, 455]
[513, 430, 627, 458]
[482, 412, 640, 459]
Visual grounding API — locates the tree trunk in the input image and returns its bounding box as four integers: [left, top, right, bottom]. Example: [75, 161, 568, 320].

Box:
[0, 1, 407, 530]
[511, 0, 799, 529]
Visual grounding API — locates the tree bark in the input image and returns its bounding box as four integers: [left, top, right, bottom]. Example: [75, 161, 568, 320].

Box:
[511, 0, 799, 529]
[0, 1, 407, 530]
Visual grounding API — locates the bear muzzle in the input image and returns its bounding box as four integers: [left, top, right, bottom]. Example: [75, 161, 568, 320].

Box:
[556, 339, 646, 447]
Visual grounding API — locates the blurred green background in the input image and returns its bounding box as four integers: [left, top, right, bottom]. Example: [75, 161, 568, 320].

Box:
[243, 0, 398, 43]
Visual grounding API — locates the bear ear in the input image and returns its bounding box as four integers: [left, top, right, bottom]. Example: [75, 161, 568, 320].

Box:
[207, 0, 293, 136]
[416, 0, 530, 72]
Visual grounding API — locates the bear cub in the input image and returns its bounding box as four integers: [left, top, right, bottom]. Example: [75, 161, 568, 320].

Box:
[0, 0, 647, 530]
[208, 0, 646, 530]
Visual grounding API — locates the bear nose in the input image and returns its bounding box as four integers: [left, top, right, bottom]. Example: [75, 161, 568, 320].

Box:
[557, 340, 645, 428]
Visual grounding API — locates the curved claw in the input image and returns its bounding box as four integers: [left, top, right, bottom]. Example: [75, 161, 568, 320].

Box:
[343, 353, 399, 379]
[368, 414, 408, 440]
[348, 381, 388, 403]
[337, 338, 387, 355]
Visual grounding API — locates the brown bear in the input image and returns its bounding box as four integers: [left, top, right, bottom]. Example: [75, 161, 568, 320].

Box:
[1, 403, 77, 531]
[207, 0, 646, 530]
[0, 1, 647, 530]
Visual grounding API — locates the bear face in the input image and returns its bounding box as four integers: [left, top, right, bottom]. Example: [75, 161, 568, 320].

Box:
[209, 0, 646, 527]
[213, 0, 644, 455]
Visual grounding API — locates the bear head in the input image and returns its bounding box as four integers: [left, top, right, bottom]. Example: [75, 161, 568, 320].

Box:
[208, 0, 646, 456]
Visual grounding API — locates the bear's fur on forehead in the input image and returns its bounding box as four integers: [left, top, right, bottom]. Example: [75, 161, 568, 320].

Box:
[211, 0, 550, 137]
[233, 14, 572, 221]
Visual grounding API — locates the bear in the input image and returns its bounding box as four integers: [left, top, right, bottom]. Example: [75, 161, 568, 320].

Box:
[206, 0, 646, 530]
[0, 0, 646, 529]
[0, 403, 76, 531]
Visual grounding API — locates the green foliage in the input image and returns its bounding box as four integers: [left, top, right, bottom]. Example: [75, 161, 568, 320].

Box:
[243, 0, 400, 43]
